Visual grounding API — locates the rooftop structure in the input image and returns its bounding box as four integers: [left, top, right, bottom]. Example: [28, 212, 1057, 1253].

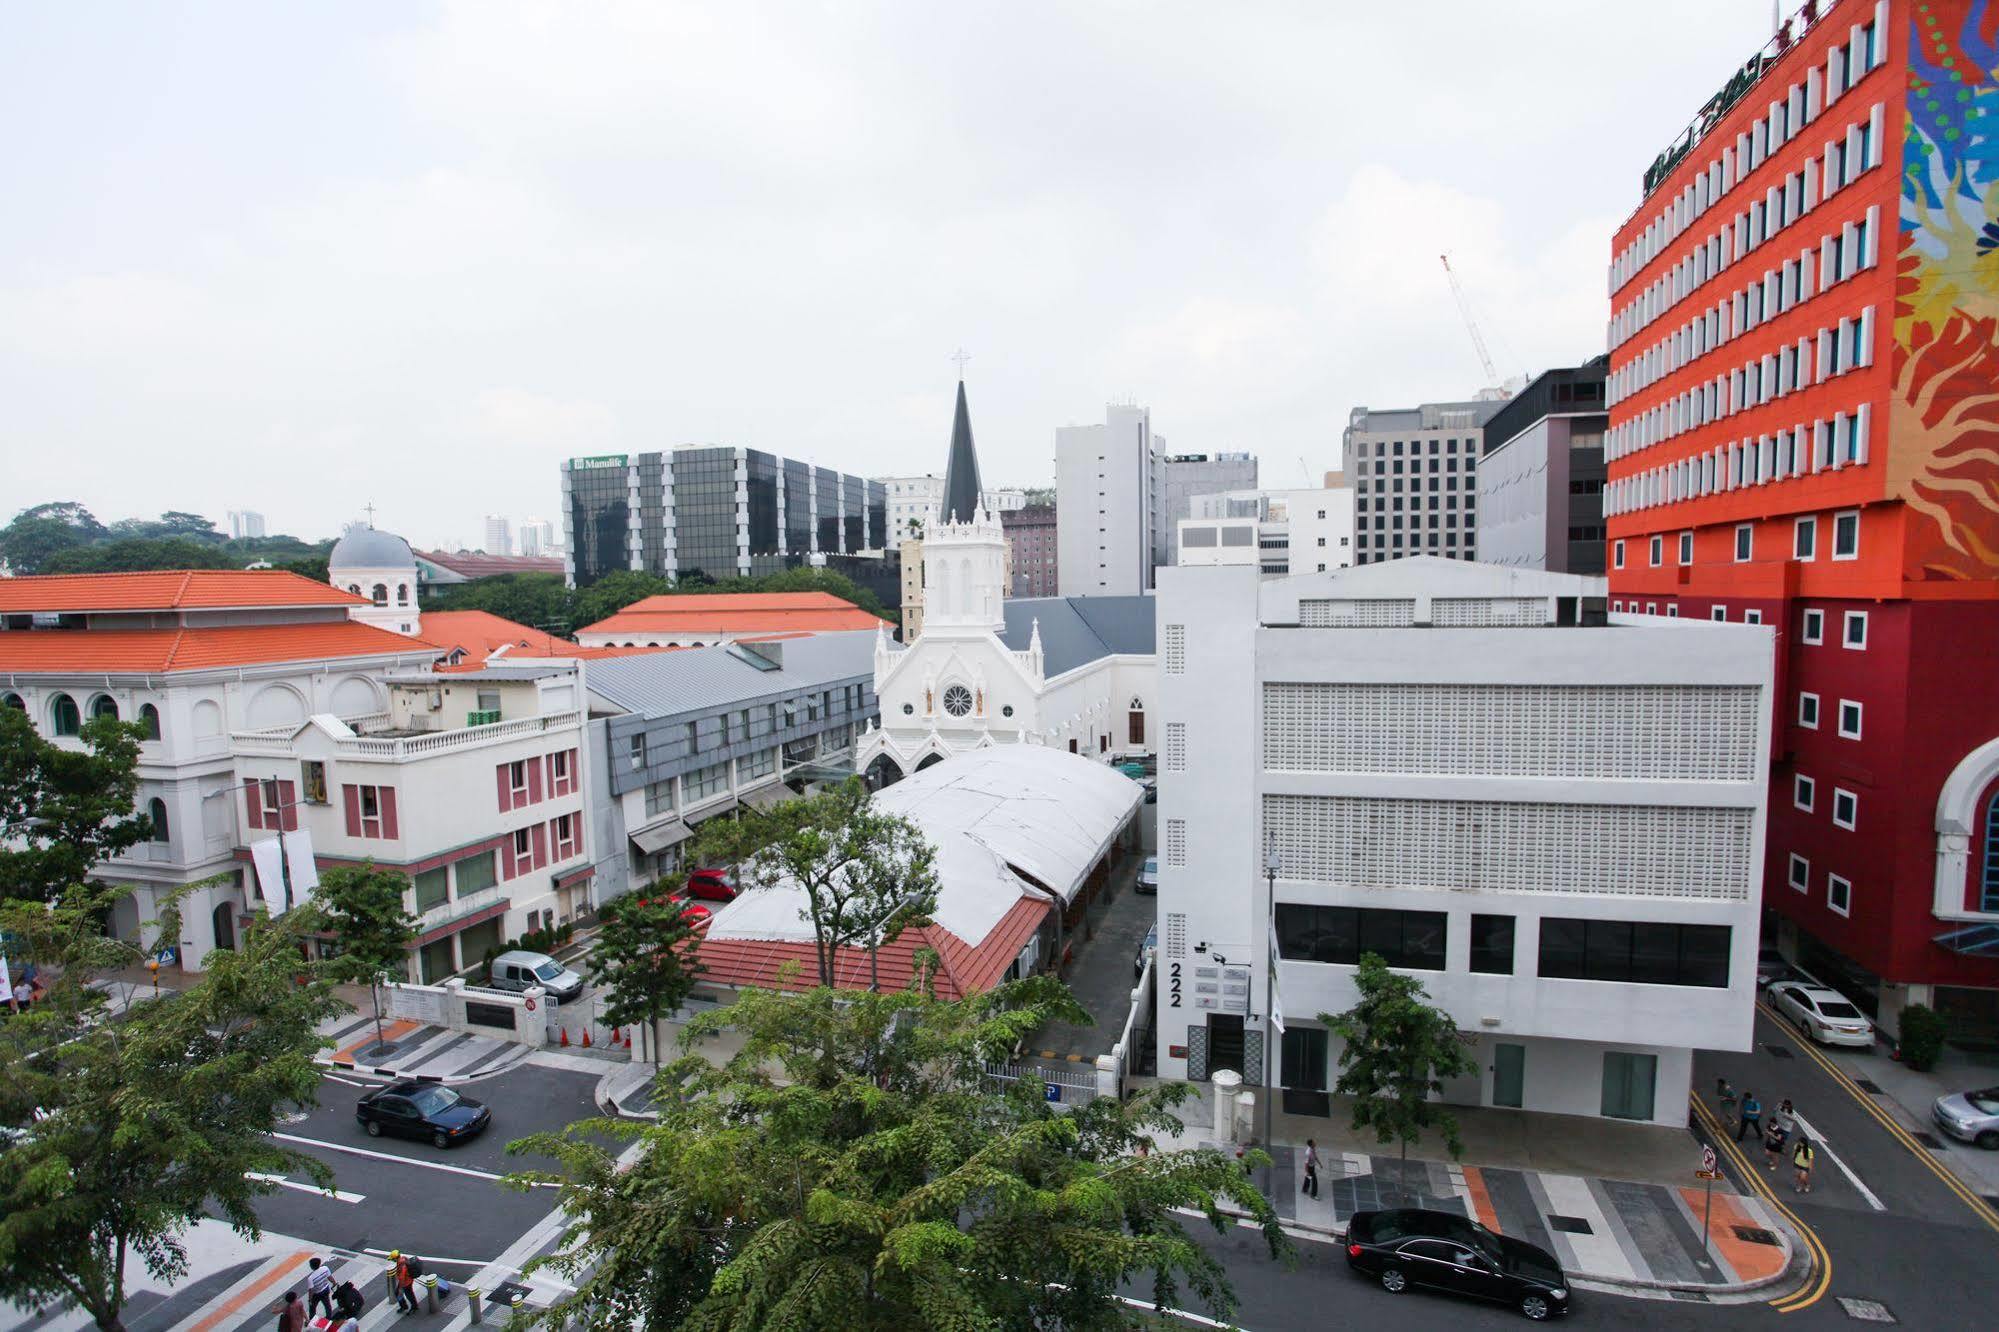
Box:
[575, 592, 890, 648]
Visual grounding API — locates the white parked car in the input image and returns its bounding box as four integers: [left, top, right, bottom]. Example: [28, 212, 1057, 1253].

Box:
[1767, 981, 1875, 1048]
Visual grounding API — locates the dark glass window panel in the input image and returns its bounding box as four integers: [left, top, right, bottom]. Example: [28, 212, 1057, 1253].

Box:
[1469, 915, 1514, 974]
[1359, 910, 1403, 964]
[1538, 918, 1586, 979]
[1629, 923, 1681, 985]
[1584, 920, 1633, 982]
[1401, 911, 1447, 969]
[1678, 925, 1731, 988]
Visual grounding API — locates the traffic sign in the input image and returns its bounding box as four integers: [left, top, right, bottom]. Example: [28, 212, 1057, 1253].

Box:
[1699, 1145, 1717, 1175]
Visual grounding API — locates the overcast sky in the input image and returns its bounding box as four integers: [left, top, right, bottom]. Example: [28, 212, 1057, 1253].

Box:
[1, 1, 1777, 549]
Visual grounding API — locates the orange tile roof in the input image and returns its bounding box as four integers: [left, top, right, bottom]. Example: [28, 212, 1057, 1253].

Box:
[580, 591, 888, 637]
[0, 622, 438, 675]
[692, 895, 1049, 1000]
[419, 610, 580, 665]
[0, 570, 364, 613]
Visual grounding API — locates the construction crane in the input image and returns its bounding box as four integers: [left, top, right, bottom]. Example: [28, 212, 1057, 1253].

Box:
[1440, 254, 1499, 387]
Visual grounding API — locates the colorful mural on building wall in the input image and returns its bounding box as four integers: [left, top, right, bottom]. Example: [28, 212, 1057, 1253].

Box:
[1893, 0, 1999, 580]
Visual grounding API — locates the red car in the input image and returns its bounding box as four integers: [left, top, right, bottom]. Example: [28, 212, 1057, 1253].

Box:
[682, 868, 738, 903]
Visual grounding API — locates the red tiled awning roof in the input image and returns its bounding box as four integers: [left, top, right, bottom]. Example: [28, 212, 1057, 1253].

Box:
[0, 622, 438, 674]
[579, 591, 889, 638]
[0, 570, 366, 613]
[692, 895, 1049, 1001]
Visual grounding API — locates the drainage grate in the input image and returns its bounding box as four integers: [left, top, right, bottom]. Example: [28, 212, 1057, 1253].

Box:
[488, 1281, 534, 1310]
[1909, 1129, 1947, 1150]
[1763, 1044, 1797, 1059]
[1836, 1296, 1896, 1323]
[1545, 1214, 1594, 1235]
[1732, 1225, 1780, 1246]
[1852, 1078, 1883, 1094]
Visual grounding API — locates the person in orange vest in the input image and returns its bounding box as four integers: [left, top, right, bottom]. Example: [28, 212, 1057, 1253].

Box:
[391, 1251, 420, 1313]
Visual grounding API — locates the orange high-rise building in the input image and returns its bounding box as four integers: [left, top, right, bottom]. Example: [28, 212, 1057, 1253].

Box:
[1606, 0, 1999, 1040]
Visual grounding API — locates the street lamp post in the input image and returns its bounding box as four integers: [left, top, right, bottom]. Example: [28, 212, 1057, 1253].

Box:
[1262, 830, 1280, 1174]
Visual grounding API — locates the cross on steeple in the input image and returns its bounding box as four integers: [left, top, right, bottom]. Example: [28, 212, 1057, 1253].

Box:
[951, 347, 971, 378]
[363, 502, 377, 528]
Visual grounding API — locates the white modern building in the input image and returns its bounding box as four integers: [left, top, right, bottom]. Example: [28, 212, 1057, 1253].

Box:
[519, 517, 557, 558]
[484, 515, 514, 557]
[882, 475, 1030, 552]
[1179, 486, 1355, 578]
[1158, 452, 1258, 567]
[227, 510, 266, 539]
[1057, 404, 1160, 597]
[1154, 558, 1772, 1126]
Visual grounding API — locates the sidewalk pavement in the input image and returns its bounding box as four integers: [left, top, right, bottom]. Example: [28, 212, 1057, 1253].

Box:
[1138, 1080, 1793, 1296]
[315, 1010, 533, 1084]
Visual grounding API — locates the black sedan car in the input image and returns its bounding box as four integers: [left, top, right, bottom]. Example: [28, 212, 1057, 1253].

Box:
[354, 1080, 491, 1149]
[1344, 1208, 1570, 1320]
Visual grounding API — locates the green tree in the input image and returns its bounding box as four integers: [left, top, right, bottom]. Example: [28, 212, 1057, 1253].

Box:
[0, 711, 152, 903]
[13, 501, 106, 536]
[423, 571, 576, 634]
[0, 516, 93, 573]
[568, 570, 676, 634]
[1320, 952, 1479, 1189]
[274, 555, 330, 584]
[313, 862, 420, 1052]
[0, 885, 343, 1330]
[586, 891, 706, 1063]
[40, 538, 239, 574]
[688, 779, 939, 989]
[508, 979, 1285, 1330]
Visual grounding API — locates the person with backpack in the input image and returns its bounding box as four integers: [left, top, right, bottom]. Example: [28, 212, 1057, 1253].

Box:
[1763, 1116, 1789, 1172]
[333, 1279, 366, 1323]
[392, 1251, 420, 1313]
[1792, 1136, 1816, 1194]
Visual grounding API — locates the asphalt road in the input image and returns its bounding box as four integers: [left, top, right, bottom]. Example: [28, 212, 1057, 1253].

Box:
[238, 1064, 606, 1266]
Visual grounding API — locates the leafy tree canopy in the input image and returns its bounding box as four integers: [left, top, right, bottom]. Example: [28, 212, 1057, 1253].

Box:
[312, 861, 419, 983]
[40, 538, 239, 574]
[1321, 952, 1479, 1170]
[586, 891, 706, 1063]
[0, 711, 152, 903]
[0, 885, 343, 1331]
[509, 980, 1285, 1331]
[422, 571, 575, 634]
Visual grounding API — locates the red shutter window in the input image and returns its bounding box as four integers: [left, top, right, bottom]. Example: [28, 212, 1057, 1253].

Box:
[526, 757, 544, 805]
[531, 822, 548, 870]
[342, 785, 362, 838]
[245, 778, 266, 831]
[501, 833, 519, 880]
[277, 781, 298, 832]
[496, 763, 513, 813]
[380, 787, 399, 840]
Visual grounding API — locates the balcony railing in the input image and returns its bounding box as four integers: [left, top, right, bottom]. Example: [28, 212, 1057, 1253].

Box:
[231, 710, 581, 761]
[416, 882, 507, 932]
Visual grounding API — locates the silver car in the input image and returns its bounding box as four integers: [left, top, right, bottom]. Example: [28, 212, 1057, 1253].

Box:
[1932, 1087, 1999, 1150]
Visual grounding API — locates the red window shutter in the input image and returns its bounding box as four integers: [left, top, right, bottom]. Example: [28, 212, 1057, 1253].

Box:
[527, 757, 544, 805]
[380, 787, 399, 840]
[500, 837, 516, 880]
[496, 763, 512, 813]
[278, 781, 298, 832]
[532, 823, 548, 870]
[567, 748, 581, 793]
[342, 785, 362, 838]
[244, 778, 265, 831]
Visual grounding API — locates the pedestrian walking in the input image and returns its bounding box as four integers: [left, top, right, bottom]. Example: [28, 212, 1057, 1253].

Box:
[9, 977, 30, 1013]
[1763, 1118, 1789, 1172]
[1792, 1137, 1816, 1194]
[1302, 1138, 1320, 1199]
[276, 1290, 305, 1332]
[392, 1251, 419, 1314]
[1773, 1098, 1796, 1135]
[304, 1256, 335, 1322]
[1735, 1090, 1762, 1141]
[1715, 1075, 1736, 1114]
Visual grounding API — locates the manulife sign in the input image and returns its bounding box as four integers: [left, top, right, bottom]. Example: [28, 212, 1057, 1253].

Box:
[570, 455, 628, 470]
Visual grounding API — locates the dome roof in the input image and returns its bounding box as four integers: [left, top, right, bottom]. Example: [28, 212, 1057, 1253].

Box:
[329, 525, 415, 570]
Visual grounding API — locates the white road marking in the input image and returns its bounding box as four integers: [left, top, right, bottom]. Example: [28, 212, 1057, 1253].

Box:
[1789, 1111, 1885, 1210]
[270, 1132, 561, 1187]
[1113, 1293, 1239, 1328]
[321, 1073, 368, 1088]
[247, 1171, 365, 1203]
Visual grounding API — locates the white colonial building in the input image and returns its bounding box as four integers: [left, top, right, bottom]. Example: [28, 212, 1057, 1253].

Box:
[857, 384, 1156, 783]
[329, 522, 423, 636]
[1154, 558, 1773, 1126]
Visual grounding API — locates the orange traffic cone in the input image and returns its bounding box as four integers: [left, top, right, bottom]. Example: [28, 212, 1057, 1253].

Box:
[559, 1026, 569, 1047]
[611, 1027, 623, 1047]
[582, 1029, 592, 1048]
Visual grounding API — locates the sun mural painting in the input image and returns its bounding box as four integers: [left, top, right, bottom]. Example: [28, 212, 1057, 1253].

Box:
[1894, 0, 1999, 580]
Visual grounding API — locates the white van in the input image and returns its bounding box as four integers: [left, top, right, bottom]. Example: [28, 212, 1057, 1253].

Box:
[487, 950, 584, 1002]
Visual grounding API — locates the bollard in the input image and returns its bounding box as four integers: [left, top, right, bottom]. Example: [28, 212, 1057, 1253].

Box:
[468, 1287, 484, 1324]
[510, 1293, 526, 1328]
[422, 1273, 439, 1313]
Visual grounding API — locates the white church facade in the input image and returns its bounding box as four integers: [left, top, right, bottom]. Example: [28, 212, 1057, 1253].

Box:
[856, 381, 1157, 784]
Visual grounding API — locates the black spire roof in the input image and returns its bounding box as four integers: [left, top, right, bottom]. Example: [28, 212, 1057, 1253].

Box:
[938, 379, 984, 525]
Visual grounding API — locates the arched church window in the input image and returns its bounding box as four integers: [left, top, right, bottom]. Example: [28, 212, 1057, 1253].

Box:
[396, 583, 410, 605]
[371, 584, 389, 606]
[1982, 790, 1999, 913]
[1128, 696, 1146, 747]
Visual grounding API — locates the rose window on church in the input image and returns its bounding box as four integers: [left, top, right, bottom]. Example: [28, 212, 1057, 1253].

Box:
[943, 684, 973, 717]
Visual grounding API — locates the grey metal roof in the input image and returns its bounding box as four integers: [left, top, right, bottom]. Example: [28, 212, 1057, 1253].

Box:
[585, 629, 878, 718]
[999, 596, 1156, 676]
[329, 525, 415, 569]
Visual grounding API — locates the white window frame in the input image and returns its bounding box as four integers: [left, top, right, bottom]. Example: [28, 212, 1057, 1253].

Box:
[1798, 692, 1820, 728]
[1802, 608, 1825, 644]
[1793, 515, 1817, 560]
[1612, 539, 1626, 570]
[1711, 606, 1728, 622]
[1831, 507, 1860, 559]
[1795, 773, 1816, 811]
[1667, 604, 1680, 617]
[1734, 523, 1753, 562]
[1837, 700, 1863, 739]
[1843, 610, 1868, 649]
[1827, 873, 1852, 917]
[1649, 534, 1663, 566]
[1679, 530, 1694, 564]
[1788, 853, 1811, 892]
[1745, 609, 1763, 624]
[508, 760, 530, 803]
[1832, 787, 1858, 830]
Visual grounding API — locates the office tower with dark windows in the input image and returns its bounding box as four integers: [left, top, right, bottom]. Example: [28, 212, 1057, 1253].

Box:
[1343, 396, 1507, 565]
[1476, 358, 1610, 574]
[560, 448, 888, 589]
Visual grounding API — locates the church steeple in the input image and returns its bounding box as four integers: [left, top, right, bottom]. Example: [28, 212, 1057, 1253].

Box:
[939, 379, 984, 525]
